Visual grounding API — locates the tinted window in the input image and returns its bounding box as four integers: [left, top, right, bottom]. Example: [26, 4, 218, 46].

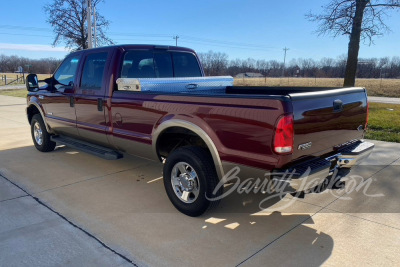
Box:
[81, 52, 108, 90]
[154, 52, 173, 77]
[120, 50, 201, 78]
[54, 55, 80, 88]
[121, 51, 156, 78]
[172, 52, 202, 77]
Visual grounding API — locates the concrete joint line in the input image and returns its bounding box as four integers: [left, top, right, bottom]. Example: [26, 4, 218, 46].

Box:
[0, 174, 139, 267]
[0, 194, 28, 203]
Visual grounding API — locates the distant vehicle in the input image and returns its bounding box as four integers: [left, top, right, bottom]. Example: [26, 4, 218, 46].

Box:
[25, 44, 374, 216]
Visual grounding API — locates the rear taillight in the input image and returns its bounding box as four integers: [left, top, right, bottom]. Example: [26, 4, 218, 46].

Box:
[365, 102, 369, 130]
[273, 114, 294, 154]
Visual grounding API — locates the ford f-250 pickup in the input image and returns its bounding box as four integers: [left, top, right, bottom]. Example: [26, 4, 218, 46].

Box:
[26, 44, 374, 216]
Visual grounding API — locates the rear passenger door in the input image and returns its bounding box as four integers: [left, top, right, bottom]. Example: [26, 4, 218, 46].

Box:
[74, 50, 112, 147]
[110, 49, 203, 156]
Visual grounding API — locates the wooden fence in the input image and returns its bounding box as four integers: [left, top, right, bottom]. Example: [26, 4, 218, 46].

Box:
[0, 74, 25, 85]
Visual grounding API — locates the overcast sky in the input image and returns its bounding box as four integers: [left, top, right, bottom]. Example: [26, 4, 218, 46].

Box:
[1, 0, 399, 61]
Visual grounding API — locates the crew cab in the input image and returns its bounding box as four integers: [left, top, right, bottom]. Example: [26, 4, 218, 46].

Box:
[26, 45, 374, 216]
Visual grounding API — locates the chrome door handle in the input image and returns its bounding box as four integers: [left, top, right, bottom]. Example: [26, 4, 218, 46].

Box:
[185, 84, 198, 90]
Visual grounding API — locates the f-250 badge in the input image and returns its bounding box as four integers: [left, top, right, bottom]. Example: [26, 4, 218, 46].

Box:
[298, 142, 312, 150]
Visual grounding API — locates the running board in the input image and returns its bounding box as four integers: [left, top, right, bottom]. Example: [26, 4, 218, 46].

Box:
[51, 136, 123, 160]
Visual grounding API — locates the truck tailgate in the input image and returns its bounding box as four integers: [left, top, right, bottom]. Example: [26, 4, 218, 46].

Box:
[290, 88, 368, 160]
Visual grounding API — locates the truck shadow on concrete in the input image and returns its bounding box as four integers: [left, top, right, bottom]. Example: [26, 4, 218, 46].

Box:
[0, 145, 336, 266]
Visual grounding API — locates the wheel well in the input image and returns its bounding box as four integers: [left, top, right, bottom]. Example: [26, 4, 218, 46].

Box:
[27, 105, 40, 124]
[156, 127, 209, 159]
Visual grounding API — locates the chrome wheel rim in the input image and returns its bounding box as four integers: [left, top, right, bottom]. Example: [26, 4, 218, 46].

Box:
[33, 121, 43, 145]
[171, 162, 200, 203]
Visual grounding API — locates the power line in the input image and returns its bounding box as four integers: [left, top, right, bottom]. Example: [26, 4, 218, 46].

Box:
[108, 32, 173, 38]
[180, 34, 277, 50]
[0, 24, 49, 31]
[180, 39, 277, 52]
[0, 23, 280, 51]
[113, 32, 278, 49]
[0, 32, 278, 52]
[0, 32, 53, 38]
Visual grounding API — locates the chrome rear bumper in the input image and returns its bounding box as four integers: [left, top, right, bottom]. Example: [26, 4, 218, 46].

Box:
[273, 141, 375, 192]
[336, 141, 375, 168]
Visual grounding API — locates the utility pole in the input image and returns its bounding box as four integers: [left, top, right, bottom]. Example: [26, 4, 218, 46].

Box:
[93, 5, 97, 48]
[282, 47, 289, 77]
[173, 35, 179, 46]
[87, 0, 92, 48]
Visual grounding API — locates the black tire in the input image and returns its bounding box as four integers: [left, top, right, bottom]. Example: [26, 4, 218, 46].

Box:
[163, 146, 222, 217]
[31, 114, 56, 152]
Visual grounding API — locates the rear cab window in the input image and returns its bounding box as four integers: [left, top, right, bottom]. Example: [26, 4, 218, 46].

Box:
[120, 50, 201, 79]
[171, 52, 202, 77]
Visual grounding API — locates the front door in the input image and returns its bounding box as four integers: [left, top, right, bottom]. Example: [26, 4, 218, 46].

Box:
[74, 50, 110, 147]
[41, 54, 81, 138]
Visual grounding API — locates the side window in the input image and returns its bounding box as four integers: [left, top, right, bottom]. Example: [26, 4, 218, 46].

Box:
[81, 52, 108, 90]
[172, 52, 202, 77]
[121, 51, 156, 78]
[53, 55, 80, 90]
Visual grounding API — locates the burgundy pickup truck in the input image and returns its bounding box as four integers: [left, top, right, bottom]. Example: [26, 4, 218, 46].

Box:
[26, 44, 374, 216]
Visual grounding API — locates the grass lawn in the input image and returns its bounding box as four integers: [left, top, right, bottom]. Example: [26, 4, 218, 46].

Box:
[1, 90, 398, 143]
[0, 89, 27, 98]
[365, 103, 400, 143]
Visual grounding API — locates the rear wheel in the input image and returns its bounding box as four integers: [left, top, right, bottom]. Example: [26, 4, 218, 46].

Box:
[163, 146, 222, 217]
[31, 114, 56, 152]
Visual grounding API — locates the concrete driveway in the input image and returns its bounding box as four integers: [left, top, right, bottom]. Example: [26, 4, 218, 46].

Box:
[0, 85, 26, 90]
[1, 95, 399, 266]
[368, 96, 400, 105]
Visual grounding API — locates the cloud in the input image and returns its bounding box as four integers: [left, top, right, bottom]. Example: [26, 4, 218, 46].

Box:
[0, 43, 69, 52]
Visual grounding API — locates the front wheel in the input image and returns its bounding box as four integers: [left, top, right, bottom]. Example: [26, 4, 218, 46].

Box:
[31, 114, 56, 152]
[163, 146, 222, 217]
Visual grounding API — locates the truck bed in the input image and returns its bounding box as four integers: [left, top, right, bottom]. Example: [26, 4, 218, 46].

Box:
[226, 86, 343, 95]
[112, 84, 368, 170]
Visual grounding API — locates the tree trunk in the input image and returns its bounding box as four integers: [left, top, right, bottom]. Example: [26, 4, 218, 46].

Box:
[343, 0, 369, 87]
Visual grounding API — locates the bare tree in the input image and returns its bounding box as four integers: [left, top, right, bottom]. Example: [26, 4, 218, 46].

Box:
[307, 0, 400, 87]
[2, 52, 400, 78]
[198, 51, 229, 76]
[44, 0, 112, 50]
